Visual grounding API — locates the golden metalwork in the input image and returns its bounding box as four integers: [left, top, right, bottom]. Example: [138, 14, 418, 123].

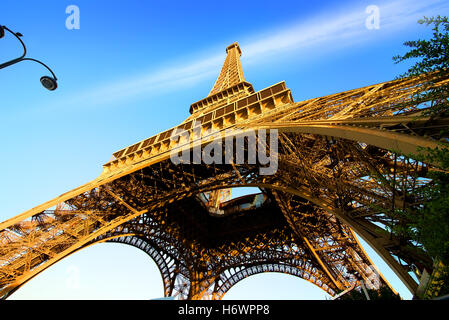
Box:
[1, 42, 448, 299]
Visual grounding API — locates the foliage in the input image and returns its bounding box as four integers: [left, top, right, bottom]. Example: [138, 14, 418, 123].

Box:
[393, 16, 449, 118]
[338, 286, 401, 300]
[391, 148, 449, 267]
[393, 16, 449, 77]
[422, 261, 449, 299]
[391, 16, 449, 298]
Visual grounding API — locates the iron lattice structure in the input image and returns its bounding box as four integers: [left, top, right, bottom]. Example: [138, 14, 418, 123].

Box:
[1, 43, 448, 299]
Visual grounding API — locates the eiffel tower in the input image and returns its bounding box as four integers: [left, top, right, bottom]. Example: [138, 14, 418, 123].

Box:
[1, 42, 448, 300]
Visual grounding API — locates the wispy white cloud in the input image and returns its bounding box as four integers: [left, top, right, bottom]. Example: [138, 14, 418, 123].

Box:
[241, 0, 448, 62]
[54, 0, 448, 109]
[73, 55, 223, 106]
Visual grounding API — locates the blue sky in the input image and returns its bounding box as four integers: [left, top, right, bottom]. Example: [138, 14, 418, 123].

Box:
[1, 0, 448, 300]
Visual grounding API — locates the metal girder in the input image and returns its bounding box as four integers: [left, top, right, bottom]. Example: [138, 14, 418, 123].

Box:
[0, 43, 448, 300]
[89, 200, 340, 299]
[248, 121, 447, 167]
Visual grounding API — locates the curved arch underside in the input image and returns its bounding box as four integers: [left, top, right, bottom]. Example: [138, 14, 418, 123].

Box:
[104, 236, 339, 299]
[0, 72, 448, 299]
[0, 132, 437, 299]
[95, 219, 341, 299]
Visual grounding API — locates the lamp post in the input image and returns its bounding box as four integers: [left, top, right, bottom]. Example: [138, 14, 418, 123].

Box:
[0, 25, 58, 90]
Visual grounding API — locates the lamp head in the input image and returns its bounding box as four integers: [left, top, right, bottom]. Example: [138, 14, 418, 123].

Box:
[40, 76, 57, 91]
[0, 26, 5, 39]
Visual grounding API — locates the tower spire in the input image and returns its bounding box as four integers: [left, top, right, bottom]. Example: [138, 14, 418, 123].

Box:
[189, 42, 254, 114]
[208, 42, 245, 96]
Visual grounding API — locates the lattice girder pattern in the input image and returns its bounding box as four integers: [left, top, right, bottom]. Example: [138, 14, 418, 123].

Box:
[0, 43, 448, 299]
[91, 195, 344, 299]
[0, 134, 436, 298]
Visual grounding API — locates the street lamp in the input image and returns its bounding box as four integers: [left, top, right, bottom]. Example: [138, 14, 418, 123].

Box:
[0, 25, 58, 90]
